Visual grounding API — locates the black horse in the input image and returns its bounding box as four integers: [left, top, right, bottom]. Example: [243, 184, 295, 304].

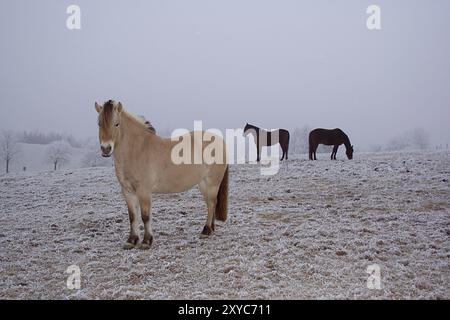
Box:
[244, 123, 290, 162]
[309, 128, 353, 160]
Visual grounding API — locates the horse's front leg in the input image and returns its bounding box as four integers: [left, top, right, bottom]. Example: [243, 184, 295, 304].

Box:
[256, 136, 261, 162]
[122, 191, 140, 250]
[333, 145, 339, 160]
[138, 192, 153, 250]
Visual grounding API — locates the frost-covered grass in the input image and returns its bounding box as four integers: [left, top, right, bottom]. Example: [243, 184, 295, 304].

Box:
[0, 151, 449, 299]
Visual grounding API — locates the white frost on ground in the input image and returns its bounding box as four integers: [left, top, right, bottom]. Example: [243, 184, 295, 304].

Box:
[0, 151, 449, 299]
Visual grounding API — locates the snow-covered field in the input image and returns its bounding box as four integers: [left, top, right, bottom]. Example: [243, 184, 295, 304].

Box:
[0, 151, 449, 299]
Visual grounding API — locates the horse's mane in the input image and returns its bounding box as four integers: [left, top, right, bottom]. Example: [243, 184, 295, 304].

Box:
[244, 123, 260, 132]
[100, 100, 115, 127]
[131, 113, 156, 134]
[102, 100, 156, 134]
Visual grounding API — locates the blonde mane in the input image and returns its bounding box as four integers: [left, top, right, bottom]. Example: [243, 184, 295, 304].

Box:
[124, 110, 156, 134]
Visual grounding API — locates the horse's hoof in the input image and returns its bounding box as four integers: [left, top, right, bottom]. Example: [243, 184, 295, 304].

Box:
[137, 243, 152, 250]
[123, 235, 139, 249]
[122, 242, 136, 250]
[200, 225, 213, 238]
[138, 235, 153, 250]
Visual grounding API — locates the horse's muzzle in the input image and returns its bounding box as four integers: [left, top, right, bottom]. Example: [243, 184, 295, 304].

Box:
[101, 145, 112, 157]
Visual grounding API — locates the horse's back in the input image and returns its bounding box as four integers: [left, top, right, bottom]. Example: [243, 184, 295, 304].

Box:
[279, 128, 290, 136]
[309, 128, 326, 140]
[309, 128, 345, 145]
[310, 128, 344, 135]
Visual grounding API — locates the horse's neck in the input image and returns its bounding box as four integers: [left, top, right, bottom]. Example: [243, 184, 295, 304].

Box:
[250, 126, 269, 137]
[114, 113, 158, 163]
[343, 135, 351, 149]
[248, 128, 261, 140]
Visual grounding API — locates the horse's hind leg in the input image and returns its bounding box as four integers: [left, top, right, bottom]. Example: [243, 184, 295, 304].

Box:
[198, 179, 219, 237]
[257, 145, 262, 162]
[122, 190, 140, 249]
[331, 145, 339, 160]
[281, 144, 288, 161]
[137, 192, 153, 250]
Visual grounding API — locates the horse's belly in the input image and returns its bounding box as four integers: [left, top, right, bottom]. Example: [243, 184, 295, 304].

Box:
[152, 181, 197, 194]
[152, 167, 205, 194]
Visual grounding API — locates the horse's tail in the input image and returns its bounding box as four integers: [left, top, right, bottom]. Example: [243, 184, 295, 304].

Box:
[308, 132, 314, 160]
[215, 165, 228, 222]
[286, 130, 290, 148]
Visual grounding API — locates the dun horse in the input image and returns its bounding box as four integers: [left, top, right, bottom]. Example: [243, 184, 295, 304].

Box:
[243, 123, 290, 162]
[309, 128, 353, 160]
[95, 100, 229, 249]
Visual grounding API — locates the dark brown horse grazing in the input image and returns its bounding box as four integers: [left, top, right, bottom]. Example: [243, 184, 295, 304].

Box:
[243, 123, 290, 162]
[309, 128, 353, 160]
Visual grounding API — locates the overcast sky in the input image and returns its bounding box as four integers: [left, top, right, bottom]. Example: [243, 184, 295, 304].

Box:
[0, 0, 449, 148]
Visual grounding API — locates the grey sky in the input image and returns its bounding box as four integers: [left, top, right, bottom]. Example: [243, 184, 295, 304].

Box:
[1, 0, 449, 148]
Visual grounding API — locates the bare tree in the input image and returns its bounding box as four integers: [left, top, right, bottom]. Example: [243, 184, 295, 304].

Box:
[46, 141, 71, 170]
[290, 125, 310, 155]
[81, 146, 112, 168]
[0, 131, 21, 173]
[411, 127, 430, 150]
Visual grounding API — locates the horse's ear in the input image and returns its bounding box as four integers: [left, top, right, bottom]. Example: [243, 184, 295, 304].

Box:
[95, 102, 102, 113]
[117, 102, 123, 113]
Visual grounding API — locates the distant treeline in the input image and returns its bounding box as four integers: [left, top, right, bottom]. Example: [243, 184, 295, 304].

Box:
[10, 126, 434, 155]
[18, 131, 82, 148]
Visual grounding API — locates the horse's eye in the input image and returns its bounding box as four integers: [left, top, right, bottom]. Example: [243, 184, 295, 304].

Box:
[115, 123, 119, 127]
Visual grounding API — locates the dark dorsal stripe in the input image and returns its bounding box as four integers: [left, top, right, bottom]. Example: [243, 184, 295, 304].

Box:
[144, 120, 156, 133]
[137, 114, 156, 133]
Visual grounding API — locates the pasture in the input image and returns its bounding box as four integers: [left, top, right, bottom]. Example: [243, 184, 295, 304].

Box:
[0, 151, 449, 299]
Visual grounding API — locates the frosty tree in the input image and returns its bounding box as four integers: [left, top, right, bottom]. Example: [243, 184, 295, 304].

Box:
[290, 125, 311, 155]
[411, 128, 430, 150]
[46, 141, 71, 170]
[0, 130, 21, 173]
[81, 148, 112, 167]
